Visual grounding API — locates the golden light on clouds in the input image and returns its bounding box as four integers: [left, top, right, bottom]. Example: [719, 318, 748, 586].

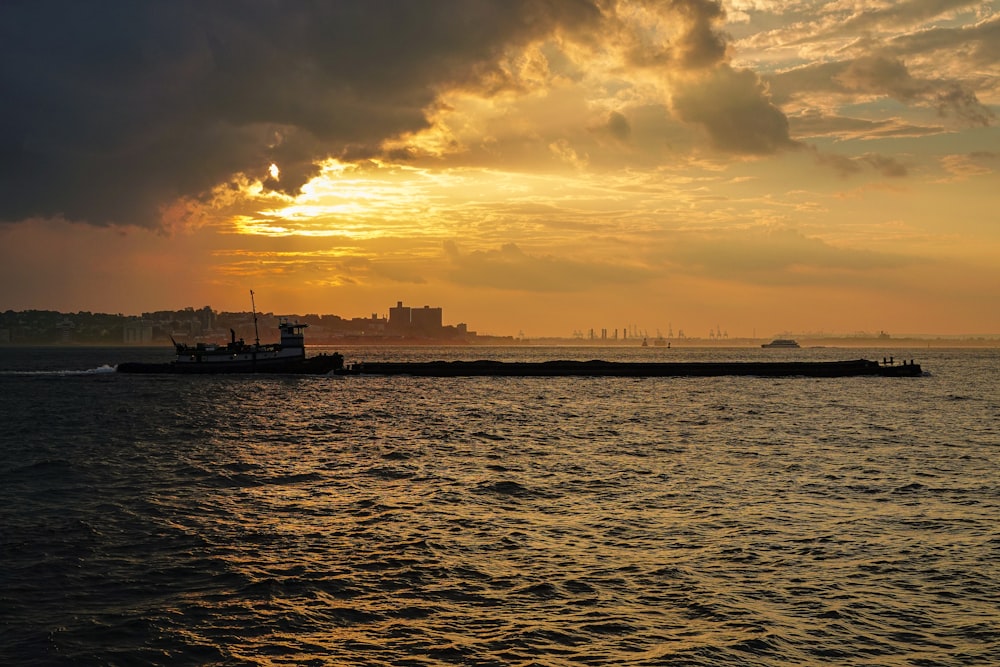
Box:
[236, 160, 448, 238]
[1, 2, 998, 337]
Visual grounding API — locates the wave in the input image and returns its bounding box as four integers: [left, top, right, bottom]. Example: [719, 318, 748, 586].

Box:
[1, 347, 995, 666]
[0, 364, 117, 376]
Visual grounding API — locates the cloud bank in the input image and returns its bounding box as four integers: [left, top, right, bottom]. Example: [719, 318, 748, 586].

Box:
[0, 1, 605, 227]
[0, 0, 791, 228]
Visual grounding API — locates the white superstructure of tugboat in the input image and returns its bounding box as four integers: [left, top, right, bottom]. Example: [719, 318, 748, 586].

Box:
[171, 318, 310, 371]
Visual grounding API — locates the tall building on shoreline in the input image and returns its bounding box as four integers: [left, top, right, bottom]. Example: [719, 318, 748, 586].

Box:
[388, 302, 445, 336]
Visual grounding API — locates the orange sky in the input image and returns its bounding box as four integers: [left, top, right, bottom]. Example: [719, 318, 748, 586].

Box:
[1, 1, 997, 337]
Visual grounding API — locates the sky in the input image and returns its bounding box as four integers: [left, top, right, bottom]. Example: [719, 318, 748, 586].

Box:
[1, 0, 998, 338]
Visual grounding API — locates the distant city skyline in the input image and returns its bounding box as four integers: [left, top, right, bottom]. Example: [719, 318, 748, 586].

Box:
[4, 301, 996, 346]
[1, 3, 997, 337]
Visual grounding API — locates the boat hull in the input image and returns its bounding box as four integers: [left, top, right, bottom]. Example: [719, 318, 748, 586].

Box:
[117, 354, 343, 375]
[344, 359, 922, 377]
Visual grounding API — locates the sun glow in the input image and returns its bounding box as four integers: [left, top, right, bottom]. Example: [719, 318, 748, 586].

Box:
[229, 152, 723, 247]
[233, 159, 474, 239]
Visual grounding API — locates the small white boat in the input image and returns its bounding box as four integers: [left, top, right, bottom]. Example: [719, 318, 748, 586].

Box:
[761, 339, 800, 348]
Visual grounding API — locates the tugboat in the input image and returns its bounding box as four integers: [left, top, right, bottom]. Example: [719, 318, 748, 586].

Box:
[761, 339, 800, 348]
[117, 292, 343, 374]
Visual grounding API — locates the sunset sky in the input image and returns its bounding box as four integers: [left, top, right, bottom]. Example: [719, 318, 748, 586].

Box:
[1, 1, 997, 338]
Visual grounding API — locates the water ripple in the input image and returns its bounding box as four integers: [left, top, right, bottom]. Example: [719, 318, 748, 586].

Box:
[1, 348, 999, 665]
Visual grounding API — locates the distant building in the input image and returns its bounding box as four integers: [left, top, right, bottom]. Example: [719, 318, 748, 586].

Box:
[388, 301, 411, 333]
[56, 319, 75, 343]
[197, 306, 214, 331]
[123, 318, 154, 344]
[411, 305, 443, 334]
[385, 301, 449, 337]
[349, 313, 387, 336]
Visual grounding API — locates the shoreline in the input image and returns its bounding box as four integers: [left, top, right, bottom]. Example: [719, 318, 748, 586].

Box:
[4, 338, 999, 349]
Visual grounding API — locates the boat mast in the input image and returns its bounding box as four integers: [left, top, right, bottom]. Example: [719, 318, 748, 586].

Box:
[250, 289, 260, 347]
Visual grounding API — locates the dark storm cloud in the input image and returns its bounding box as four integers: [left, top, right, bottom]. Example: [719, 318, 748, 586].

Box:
[0, 0, 603, 228]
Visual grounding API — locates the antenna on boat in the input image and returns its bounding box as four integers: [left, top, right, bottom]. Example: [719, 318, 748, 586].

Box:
[250, 289, 260, 347]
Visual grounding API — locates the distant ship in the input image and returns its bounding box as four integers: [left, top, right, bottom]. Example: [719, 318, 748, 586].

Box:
[761, 339, 800, 348]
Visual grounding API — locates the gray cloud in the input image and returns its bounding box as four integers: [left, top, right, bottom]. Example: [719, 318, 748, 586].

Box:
[812, 149, 910, 179]
[663, 0, 728, 69]
[932, 85, 995, 126]
[887, 13, 1000, 68]
[827, 0, 982, 37]
[672, 66, 798, 154]
[789, 111, 943, 140]
[861, 154, 909, 178]
[769, 55, 994, 127]
[618, 0, 728, 70]
[606, 111, 632, 141]
[758, 5, 997, 134]
[0, 0, 604, 228]
[612, 0, 798, 156]
[835, 56, 926, 101]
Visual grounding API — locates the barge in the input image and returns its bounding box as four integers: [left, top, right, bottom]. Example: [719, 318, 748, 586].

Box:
[115, 292, 922, 377]
[344, 358, 922, 377]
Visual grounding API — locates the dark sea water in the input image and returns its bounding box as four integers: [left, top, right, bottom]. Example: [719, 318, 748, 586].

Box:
[1, 345, 997, 666]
